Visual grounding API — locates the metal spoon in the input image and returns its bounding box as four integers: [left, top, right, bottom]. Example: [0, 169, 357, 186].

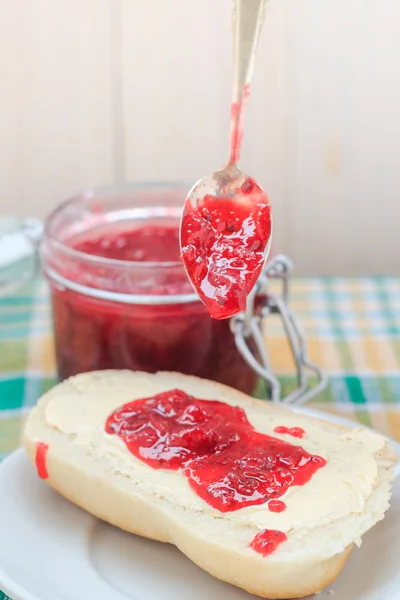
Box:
[180, 0, 272, 320]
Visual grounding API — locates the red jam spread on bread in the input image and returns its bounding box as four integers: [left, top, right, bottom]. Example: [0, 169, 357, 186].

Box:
[250, 529, 288, 556]
[180, 181, 272, 319]
[51, 223, 258, 394]
[106, 390, 326, 513]
[35, 441, 49, 479]
[274, 426, 305, 438]
[268, 500, 287, 513]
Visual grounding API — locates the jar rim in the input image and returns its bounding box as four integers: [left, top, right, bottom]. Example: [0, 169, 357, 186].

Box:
[44, 181, 189, 270]
[44, 265, 201, 305]
[42, 181, 201, 305]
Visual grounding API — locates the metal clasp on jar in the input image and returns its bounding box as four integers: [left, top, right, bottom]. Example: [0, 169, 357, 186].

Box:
[230, 255, 328, 405]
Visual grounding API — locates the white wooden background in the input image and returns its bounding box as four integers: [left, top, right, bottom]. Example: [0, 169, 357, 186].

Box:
[1, 0, 400, 275]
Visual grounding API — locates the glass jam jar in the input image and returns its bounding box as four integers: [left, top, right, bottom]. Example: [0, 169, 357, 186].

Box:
[41, 184, 259, 394]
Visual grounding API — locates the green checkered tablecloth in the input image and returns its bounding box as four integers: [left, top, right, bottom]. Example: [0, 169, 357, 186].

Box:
[1, 276, 400, 599]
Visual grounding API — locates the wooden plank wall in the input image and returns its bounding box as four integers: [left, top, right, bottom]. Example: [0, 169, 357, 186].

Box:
[0, 0, 399, 275]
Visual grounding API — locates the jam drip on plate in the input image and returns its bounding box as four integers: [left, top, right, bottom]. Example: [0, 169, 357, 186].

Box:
[106, 390, 326, 513]
[35, 441, 49, 479]
[250, 529, 288, 556]
[180, 180, 272, 320]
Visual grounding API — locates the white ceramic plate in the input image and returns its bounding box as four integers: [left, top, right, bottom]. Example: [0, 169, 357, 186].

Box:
[0, 409, 399, 600]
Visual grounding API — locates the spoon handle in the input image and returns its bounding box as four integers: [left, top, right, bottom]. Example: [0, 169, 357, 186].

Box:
[229, 0, 268, 166]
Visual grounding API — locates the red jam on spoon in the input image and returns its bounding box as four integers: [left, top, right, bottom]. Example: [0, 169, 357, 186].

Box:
[106, 389, 326, 513]
[180, 0, 271, 320]
[180, 178, 272, 320]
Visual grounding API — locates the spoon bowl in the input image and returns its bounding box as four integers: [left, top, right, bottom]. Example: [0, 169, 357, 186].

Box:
[180, 165, 272, 320]
[180, 0, 270, 319]
[185, 164, 265, 207]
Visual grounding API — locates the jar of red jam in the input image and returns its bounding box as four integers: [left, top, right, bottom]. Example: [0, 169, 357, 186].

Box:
[41, 184, 259, 394]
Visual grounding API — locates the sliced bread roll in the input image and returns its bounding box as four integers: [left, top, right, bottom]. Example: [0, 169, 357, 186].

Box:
[23, 370, 397, 599]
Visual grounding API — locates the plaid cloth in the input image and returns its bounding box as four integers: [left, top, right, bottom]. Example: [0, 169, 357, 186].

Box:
[1, 276, 400, 463]
[0, 276, 400, 600]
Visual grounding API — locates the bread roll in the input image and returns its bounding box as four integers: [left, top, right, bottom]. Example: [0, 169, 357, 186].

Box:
[23, 370, 397, 599]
